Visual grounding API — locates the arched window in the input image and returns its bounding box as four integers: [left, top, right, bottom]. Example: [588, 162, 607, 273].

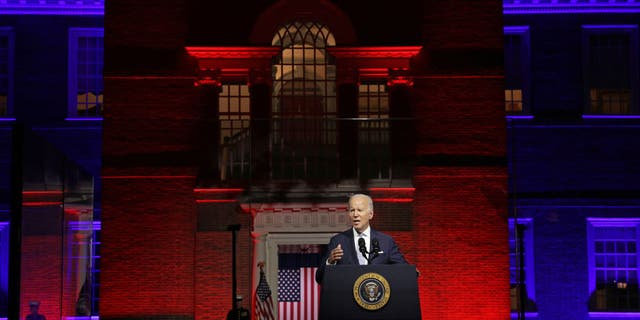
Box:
[272, 22, 336, 142]
[271, 22, 338, 178]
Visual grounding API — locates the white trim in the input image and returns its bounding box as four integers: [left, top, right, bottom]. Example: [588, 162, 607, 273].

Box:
[249, 202, 351, 233]
[0, 3, 103, 16]
[251, 202, 351, 320]
[511, 312, 538, 319]
[586, 218, 640, 310]
[253, 232, 336, 320]
[589, 312, 640, 318]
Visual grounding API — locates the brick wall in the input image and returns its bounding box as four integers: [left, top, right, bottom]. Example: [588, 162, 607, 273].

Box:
[413, 168, 508, 319]
[102, 1, 509, 319]
[413, 1, 509, 318]
[101, 178, 197, 317]
[21, 234, 61, 319]
[195, 221, 252, 320]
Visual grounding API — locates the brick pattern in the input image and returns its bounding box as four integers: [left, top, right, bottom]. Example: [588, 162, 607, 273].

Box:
[414, 78, 506, 156]
[423, 1, 503, 50]
[102, 78, 200, 158]
[21, 235, 62, 320]
[101, 178, 197, 316]
[413, 167, 509, 319]
[105, 0, 187, 49]
[195, 216, 252, 320]
[415, 1, 509, 318]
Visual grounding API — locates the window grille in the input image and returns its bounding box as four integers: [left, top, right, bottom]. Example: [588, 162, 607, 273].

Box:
[588, 219, 640, 312]
[219, 83, 251, 180]
[68, 28, 103, 117]
[271, 21, 338, 179]
[583, 25, 638, 115]
[504, 26, 530, 114]
[358, 81, 390, 179]
[0, 28, 13, 117]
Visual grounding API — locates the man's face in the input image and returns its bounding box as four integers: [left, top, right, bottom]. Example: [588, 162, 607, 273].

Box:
[349, 196, 373, 233]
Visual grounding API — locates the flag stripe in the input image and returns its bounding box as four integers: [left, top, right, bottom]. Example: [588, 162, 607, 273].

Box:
[278, 267, 319, 320]
[255, 268, 276, 320]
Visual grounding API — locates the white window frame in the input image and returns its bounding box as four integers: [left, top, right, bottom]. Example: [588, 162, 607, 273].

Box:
[68, 27, 104, 119]
[588, 218, 640, 318]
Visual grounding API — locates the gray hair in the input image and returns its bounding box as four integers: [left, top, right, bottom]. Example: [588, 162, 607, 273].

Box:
[349, 193, 374, 212]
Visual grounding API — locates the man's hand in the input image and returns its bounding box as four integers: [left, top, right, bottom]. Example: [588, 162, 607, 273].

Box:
[328, 244, 343, 264]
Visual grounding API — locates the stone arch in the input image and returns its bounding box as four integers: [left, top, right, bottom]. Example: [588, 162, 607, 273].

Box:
[249, 0, 357, 45]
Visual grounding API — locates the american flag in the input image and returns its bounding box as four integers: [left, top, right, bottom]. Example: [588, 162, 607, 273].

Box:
[255, 266, 276, 320]
[277, 245, 323, 320]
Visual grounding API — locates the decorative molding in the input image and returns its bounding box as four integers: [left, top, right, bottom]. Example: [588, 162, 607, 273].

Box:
[194, 78, 222, 88]
[504, 0, 640, 14]
[328, 46, 422, 59]
[0, 1, 104, 16]
[194, 187, 244, 202]
[185, 47, 280, 59]
[249, 203, 351, 233]
[68, 221, 101, 231]
[387, 77, 414, 87]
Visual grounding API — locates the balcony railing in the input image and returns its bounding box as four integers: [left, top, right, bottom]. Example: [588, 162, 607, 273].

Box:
[218, 118, 409, 184]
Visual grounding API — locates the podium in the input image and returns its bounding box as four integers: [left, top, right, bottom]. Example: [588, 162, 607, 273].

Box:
[318, 264, 421, 320]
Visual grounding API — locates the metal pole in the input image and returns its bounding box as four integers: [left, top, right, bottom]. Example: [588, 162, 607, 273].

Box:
[517, 223, 526, 320]
[228, 224, 241, 319]
[8, 122, 24, 319]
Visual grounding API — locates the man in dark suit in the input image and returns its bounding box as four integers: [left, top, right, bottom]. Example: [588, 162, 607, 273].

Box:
[26, 301, 46, 320]
[315, 193, 408, 283]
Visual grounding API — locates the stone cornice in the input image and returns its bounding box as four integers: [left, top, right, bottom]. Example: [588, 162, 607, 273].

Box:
[0, 1, 104, 15]
[2, 1, 638, 16]
[247, 203, 351, 233]
[328, 46, 422, 59]
[185, 47, 280, 60]
[504, 0, 640, 14]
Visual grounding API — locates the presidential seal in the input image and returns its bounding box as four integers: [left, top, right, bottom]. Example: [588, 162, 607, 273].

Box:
[353, 272, 391, 311]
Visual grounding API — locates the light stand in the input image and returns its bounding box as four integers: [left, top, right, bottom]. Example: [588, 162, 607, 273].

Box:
[227, 224, 241, 319]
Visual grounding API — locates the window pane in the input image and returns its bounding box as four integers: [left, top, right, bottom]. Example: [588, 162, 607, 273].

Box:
[218, 84, 251, 180]
[596, 241, 605, 253]
[504, 29, 528, 114]
[271, 21, 339, 180]
[591, 223, 640, 311]
[0, 31, 11, 116]
[71, 30, 103, 117]
[585, 30, 634, 114]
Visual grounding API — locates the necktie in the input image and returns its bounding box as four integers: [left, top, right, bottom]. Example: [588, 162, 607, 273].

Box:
[357, 233, 368, 265]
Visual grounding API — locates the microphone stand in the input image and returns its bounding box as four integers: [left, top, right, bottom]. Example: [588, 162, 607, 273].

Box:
[370, 239, 381, 263]
[359, 240, 381, 264]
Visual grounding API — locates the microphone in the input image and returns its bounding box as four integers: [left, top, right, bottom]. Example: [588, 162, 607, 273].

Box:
[358, 237, 368, 262]
[371, 238, 380, 261]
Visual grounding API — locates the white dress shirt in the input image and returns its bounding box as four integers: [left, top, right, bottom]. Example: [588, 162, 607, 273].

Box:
[353, 226, 370, 265]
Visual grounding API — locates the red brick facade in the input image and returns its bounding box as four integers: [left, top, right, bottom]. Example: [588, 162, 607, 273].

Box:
[102, 1, 507, 319]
